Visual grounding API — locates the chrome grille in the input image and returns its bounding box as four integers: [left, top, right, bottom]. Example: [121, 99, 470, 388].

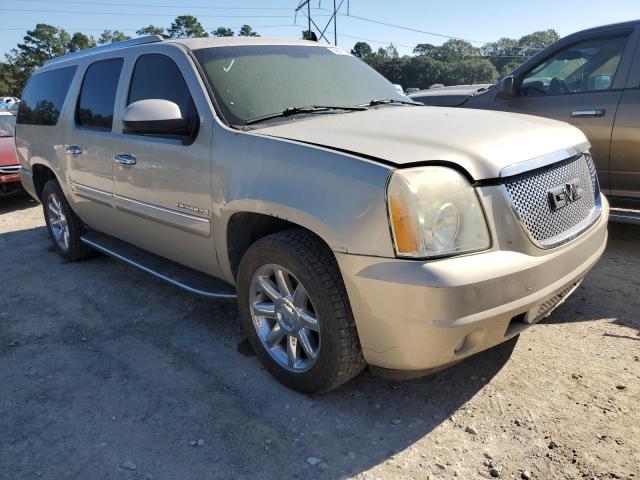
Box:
[501, 154, 601, 248]
[0, 165, 20, 174]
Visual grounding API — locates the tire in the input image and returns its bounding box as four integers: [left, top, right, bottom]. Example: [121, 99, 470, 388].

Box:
[237, 229, 366, 394]
[42, 179, 92, 262]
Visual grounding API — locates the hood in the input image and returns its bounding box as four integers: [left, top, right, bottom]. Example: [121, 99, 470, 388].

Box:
[0, 136, 18, 167]
[409, 84, 492, 107]
[255, 106, 588, 180]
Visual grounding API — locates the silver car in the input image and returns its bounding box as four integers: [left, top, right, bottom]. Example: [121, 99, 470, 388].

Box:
[16, 36, 608, 393]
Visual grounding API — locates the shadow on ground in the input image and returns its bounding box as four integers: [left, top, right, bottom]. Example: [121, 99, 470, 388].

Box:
[542, 222, 640, 336]
[0, 191, 35, 214]
[0, 223, 518, 480]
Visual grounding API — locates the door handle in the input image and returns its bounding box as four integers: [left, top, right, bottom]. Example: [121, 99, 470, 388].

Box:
[65, 145, 82, 155]
[571, 109, 605, 118]
[114, 154, 137, 166]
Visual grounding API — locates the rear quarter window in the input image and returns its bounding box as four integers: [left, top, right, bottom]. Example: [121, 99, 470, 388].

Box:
[17, 65, 77, 126]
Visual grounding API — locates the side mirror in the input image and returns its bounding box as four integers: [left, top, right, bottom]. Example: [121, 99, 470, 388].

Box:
[123, 99, 196, 136]
[495, 76, 516, 99]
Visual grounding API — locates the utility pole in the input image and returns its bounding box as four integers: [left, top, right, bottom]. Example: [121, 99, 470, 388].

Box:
[333, 0, 337, 45]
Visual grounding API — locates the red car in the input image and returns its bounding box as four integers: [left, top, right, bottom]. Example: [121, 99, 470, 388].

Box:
[0, 111, 21, 196]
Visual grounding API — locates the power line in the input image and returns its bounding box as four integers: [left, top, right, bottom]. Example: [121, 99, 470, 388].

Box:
[0, 7, 333, 18]
[18, 0, 313, 9]
[0, 25, 300, 32]
[334, 12, 488, 44]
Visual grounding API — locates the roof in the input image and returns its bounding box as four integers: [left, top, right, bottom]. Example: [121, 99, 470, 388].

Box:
[166, 37, 323, 50]
[43, 35, 326, 68]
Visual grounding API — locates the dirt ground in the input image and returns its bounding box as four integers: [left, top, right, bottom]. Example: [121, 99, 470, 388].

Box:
[1, 193, 638, 480]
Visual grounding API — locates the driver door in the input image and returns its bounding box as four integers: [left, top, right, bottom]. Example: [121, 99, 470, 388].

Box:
[492, 32, 634, 194]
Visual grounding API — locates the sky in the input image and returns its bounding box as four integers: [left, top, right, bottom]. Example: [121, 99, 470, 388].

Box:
[1, 0, 639, 57]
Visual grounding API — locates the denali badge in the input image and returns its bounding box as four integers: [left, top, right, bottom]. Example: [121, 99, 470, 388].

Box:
[548, 178, 583, 212]
[176, 202, 210, 216]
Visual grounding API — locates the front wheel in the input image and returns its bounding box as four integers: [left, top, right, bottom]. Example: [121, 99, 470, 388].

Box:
[237, 229, 365, 394]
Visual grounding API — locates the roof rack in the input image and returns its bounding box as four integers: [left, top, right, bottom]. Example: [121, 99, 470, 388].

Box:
[44, 35, 164, 67]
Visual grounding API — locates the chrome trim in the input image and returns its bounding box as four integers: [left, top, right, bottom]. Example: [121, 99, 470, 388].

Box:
[609, 209, 640, 225]
[70, 180, 211, 236]
[571, 109, 605, 118]
[70, 180, 113, 206]
[0, 165, 20, 174]
[80, 236, 236, 300]
[65, 145, 82, 155]
[499, 154, 602, 250]
[114, 194, 211, 237]
[114, 153, 137, 166]
[499, 142, 590, 178]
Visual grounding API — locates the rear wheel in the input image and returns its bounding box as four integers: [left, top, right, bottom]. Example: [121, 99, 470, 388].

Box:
[237, 229, 365, 394]
[42, 179, 92, 262]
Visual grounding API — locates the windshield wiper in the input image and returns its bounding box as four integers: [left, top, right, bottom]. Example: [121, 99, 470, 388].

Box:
[244, 105, 366, 125]
[365, 99, 422, 107]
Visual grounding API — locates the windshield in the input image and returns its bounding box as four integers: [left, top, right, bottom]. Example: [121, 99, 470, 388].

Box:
[193, 44, 408, 125]
[0, 115, 15, 137]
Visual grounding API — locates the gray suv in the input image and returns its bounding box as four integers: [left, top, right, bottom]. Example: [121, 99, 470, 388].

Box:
[17, 36, 608, 393]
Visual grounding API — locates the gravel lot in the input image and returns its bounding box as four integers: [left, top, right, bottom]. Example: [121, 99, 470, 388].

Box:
[1, 193, 639, 480]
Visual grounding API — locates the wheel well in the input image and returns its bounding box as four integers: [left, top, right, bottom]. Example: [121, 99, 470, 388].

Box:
[226, 212, 324, 279]
[32, 164, 57, 201]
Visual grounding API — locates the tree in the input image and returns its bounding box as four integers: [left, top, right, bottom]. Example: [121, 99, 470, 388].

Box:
[68, 32, 96, 52]
[443, 59, 499, 85]
[136, 25, 165, 36]
[212, 27, 234, 37]
[4, 24, 73, 95]
[238, 25, 258, 37]
[98, 30, 131, 45]
[434, 39, 479, 62]
[413, 43, 437, 57]
[482, 30, 559, 75]
[167, 15, 208, 38]
[302, 30, 318, 41]
[351, 41, 372, 59]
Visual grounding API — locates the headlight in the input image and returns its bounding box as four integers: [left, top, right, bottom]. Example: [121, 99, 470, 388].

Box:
[387, 166, 490, 258]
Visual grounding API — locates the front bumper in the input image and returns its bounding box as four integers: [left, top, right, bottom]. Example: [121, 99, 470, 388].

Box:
[336, 197, 609, 371]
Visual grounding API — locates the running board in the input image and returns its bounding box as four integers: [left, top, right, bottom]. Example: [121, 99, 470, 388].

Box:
[80, 232, 237, 300]
[609, 208, 640, 225]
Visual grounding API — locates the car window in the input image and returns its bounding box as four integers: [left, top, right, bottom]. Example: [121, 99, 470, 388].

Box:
[0, 115, 16, 137]
[76, 58, 123, 131]
[521, 35, 629, 97]
[17, 65, 77, 126]
[127, 53, 197, 127]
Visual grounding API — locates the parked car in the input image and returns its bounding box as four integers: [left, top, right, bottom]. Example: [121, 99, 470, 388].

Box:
[410, 20, 640, 217]
[0, 97, 19, 110]
[0, 111, 21, 196]
[16, 36, 608, 393]
[8, 100, 20, 115]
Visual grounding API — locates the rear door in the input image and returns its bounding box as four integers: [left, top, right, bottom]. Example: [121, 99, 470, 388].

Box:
[610, 30, 640, 199]
[66, 56, 124, 228]
[491, 29, 636, 194]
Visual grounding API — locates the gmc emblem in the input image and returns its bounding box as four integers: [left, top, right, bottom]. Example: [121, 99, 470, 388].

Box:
[548, 178, 583, 212]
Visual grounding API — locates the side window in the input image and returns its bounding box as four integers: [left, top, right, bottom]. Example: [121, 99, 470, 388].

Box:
[127, 53, 197, 125]
[521, 35, 629, 97]
[76, 58, 123, 131]
[17, 65, 77, 126]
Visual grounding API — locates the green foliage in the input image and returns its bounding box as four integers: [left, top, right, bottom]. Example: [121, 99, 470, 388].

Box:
[136, 25, 165, 36]
[482, 30, 559, 74]
[98, 30, 131, 45]
[168, 15, 208, 38]
[0, 21, 556, 98]
[351, 41, 373, 59]
[238, 25, 259, 37]
[359, 40, 498, 89]
[302, 30, 318, 41]
[213, 27, 234, 37]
